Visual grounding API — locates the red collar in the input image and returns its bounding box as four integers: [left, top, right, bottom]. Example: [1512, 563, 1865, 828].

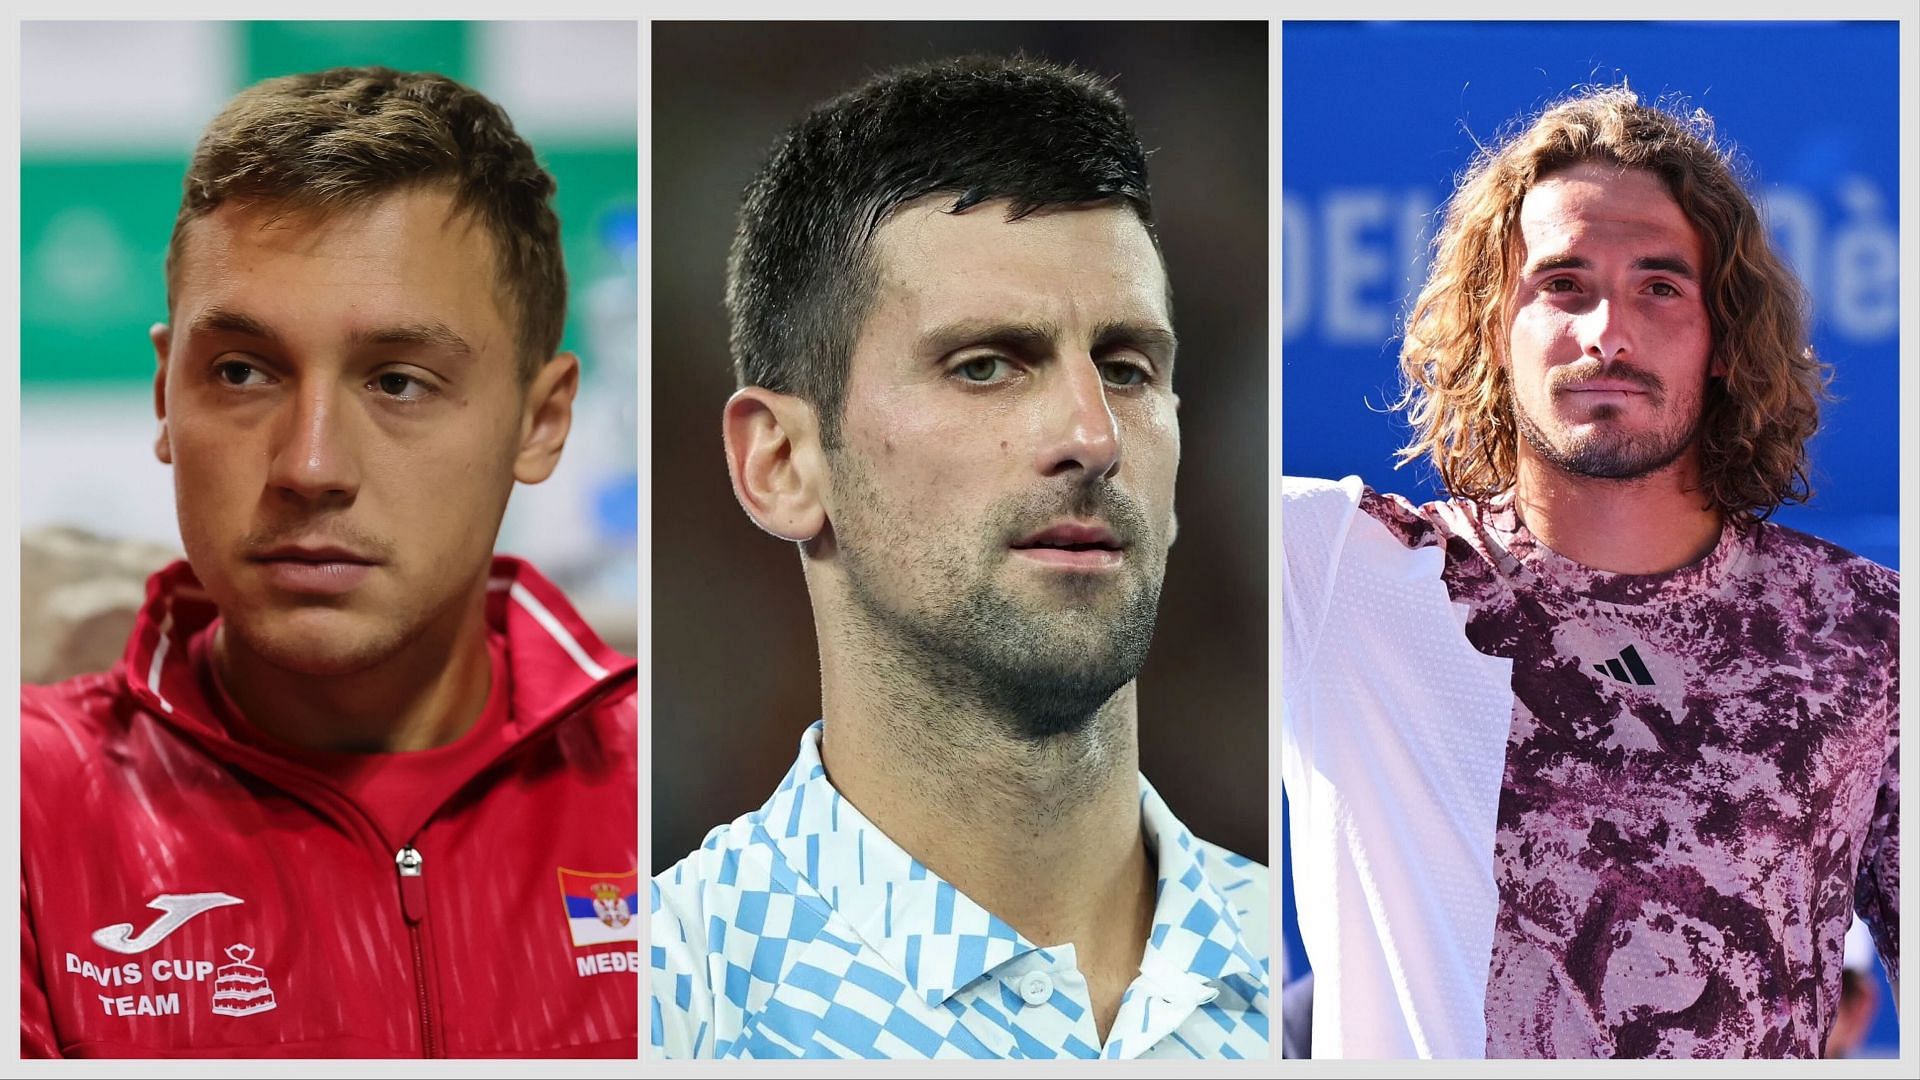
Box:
[120, 556, 635, 747]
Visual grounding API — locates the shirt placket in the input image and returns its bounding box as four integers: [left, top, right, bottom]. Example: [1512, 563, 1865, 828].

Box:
[979, 949, 1101, 1058]
[1101, 969, 1217, 1058]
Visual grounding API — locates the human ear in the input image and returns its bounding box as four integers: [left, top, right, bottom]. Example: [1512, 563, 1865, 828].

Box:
[722, 387, 827, 543]
[513, 352, 580, 484]
[150, 323, 173, 465]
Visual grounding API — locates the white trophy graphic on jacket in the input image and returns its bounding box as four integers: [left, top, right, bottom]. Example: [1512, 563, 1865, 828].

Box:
[210, 943, 278, 1017]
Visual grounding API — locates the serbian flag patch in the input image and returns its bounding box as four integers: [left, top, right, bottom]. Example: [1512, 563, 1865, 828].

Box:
[557, 867, 640, 947]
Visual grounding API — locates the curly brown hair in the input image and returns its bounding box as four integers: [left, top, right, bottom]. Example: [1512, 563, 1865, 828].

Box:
[164, 66, 566, 380]
[1393, 86, 1828, 524]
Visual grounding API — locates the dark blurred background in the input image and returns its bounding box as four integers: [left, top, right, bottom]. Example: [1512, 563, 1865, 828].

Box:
[652, 22, 1268, 876]
[1280, 21, 1900, 1057]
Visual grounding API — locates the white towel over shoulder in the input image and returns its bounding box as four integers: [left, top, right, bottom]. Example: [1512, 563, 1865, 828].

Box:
[1280, 475, 1513, 1059]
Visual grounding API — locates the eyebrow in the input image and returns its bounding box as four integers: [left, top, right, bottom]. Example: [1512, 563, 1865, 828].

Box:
[1524, 253, 1698, 280]
[187, 306, 281, 344]
[350, 321, 475, 358]
[185, 307, 474, 358]
[918, 318, 1178, 364]
[1631, 255, 1698, 280]
[1092, 320, 1179, 364]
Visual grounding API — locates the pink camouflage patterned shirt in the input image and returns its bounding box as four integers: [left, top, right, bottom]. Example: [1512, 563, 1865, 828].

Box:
[1354, 487, 1900, 1057]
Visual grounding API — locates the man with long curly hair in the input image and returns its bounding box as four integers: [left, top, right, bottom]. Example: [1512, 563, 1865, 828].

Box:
[1281, 87, 1897, 1059]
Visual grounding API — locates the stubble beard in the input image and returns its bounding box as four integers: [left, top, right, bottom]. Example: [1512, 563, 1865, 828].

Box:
[1512, 370, 1705, 482]
[191, 518, 416, 679]
[212, 574, 461, 680]
[829, 452, 1167, 744]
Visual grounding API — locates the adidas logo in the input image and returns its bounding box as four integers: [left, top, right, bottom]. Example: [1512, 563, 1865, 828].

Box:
[1592, 644, 1655, 686]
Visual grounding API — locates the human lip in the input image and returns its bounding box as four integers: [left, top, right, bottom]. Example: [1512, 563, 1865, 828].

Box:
[253, 543, 379, 564]
[250, 544, 380, 595]
[1561, 380, 1646, 395]
[1009, 521, 1126, 570]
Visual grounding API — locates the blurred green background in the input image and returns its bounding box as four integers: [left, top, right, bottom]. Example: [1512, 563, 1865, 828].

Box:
[20, 20, 639, 650]
[23, 20, 634, 386]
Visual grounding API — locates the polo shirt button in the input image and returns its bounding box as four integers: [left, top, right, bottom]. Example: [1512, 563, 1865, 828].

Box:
[1019, 972, 1053, 1005]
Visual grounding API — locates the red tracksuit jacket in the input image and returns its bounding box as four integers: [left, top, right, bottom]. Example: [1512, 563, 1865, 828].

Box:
[20, 558, 638, 1057]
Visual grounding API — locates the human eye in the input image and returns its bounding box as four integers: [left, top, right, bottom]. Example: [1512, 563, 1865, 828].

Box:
[1645, 280, 1682, 297]
[951, 355, 1015, 385]
[211, 356, 273, 388]
[1542, 277, 1579, 294]
[369, 370, 437, 402]
[1099, 360, 1151, 388]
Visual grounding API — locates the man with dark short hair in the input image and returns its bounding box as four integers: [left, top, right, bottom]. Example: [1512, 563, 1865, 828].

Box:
[20, 68, 638, 1058]
[1282, 87, 1897, 1059]
[649, 56, 1269, 1061]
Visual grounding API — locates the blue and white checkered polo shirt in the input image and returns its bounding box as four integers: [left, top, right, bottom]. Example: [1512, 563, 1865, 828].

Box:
[651, 721, 1270, 1059]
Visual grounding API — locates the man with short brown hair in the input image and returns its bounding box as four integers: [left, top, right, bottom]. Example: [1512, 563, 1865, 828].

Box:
[21, 67, 638, 1058]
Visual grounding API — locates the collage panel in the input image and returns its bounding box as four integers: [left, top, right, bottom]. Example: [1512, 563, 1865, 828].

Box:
[17, 19, 640, 1059]
[650, 20, 1270, 1061]
[1279, 19, 1901, 1062]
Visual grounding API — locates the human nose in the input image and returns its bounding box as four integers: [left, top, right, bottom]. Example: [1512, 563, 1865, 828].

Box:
[1575, 295, 1634, 362]
[1035, 357, 1121, 482]
[267, 378, 360, 502]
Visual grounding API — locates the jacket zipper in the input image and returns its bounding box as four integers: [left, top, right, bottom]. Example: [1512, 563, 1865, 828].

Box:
[397, 844, 436, 1058]
[147, 679, 631, 1057]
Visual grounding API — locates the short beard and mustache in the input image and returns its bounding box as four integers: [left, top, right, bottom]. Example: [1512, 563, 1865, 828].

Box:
[1513, 360, 1706, 481]
[829, 457, 1167, 744]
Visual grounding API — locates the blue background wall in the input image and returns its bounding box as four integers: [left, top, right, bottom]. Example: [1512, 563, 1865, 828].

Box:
[1280, 20, 1900, 1056]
